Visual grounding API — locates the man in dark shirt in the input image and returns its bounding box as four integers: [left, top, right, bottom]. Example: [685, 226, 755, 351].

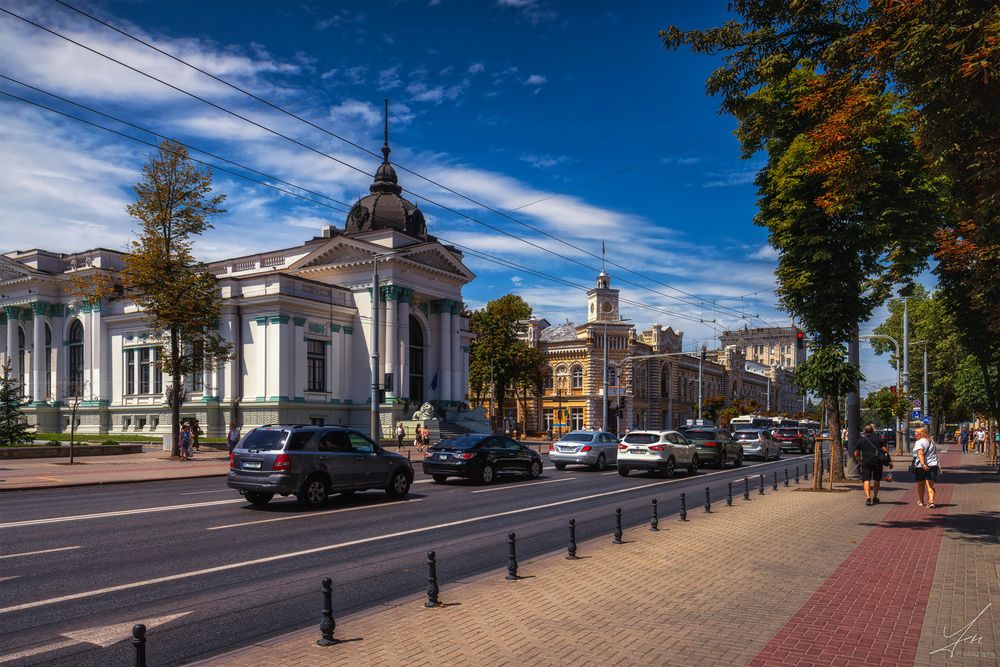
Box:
[854, 423, 892, 506]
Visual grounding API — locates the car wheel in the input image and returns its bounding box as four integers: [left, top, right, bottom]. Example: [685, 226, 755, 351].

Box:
[386, 469, 411, 499]
[664, 457, 676, 478]
[594, 453, 607, 471]
[432, 474, 448, 484]
[687, 456, 699, 475]
[244, 491, 273, 506]
[528, 460, 542, 479]
[553, 461, 567, 471]
[297, 475, 329, 508]
[480, 464, 496, 484]
[734, 451, 743, 467]
[618, 466, 630, 477]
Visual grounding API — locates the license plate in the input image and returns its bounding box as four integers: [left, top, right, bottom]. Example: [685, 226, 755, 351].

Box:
[242, 461, 262, 470]
[436, 453, 448, 460]
[629, 448, 646, 454]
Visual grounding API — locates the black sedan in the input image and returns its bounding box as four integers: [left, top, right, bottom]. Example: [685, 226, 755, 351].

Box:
[422, 434, 543, 484]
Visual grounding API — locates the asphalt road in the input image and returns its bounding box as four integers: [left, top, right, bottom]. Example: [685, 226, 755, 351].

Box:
[0, 449, 823, 665]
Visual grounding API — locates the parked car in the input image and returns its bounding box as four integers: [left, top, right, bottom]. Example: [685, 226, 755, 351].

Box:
[228, 425, 414, 507]
[616, 430, 698, 478]
[549, 430, 618, 471]
[772, 427, 815, 454]
[875, 428, 896, 450]
[734, 429, 781, 460]
[423, 434, 543, 484]
[683, 427, 744, 468]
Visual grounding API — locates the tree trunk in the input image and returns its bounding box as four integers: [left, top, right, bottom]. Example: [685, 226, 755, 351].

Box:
[828, 395, 844, 490]
[813, 396, 831, 490]
[170, 326, 181, 457]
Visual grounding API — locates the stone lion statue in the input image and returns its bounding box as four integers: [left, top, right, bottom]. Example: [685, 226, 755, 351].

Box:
[412, 402, 437, 420]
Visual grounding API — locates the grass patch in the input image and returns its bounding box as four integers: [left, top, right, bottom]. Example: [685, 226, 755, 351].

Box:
[32, 432, 226, 444]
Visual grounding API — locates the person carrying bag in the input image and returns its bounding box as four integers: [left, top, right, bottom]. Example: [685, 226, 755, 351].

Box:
[911, 427, 940, 508]
[854, 423, 892, 506]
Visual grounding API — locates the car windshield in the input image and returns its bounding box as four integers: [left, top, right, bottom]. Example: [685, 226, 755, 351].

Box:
[560, 433, 594, 443]
[436, 435, 488, 450]
[776, 428, 802, 436]
[241, 429, 288, 450]
[623, 433, 659, 445]
[684, 430, 719, 441]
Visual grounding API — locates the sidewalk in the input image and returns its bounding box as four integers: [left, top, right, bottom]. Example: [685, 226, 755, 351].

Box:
[198, 450, 998, 667]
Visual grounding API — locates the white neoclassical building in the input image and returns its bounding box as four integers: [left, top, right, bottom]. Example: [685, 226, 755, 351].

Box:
[0, 138, 475, 437]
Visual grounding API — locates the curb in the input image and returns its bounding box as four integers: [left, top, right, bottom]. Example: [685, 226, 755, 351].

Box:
[0, 471, 228, 493]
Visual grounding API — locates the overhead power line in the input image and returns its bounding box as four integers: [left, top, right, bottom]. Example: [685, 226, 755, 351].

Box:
[43, 1, 769, 326]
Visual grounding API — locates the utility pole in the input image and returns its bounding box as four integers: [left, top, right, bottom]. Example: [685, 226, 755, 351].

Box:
[602, 321, 608, 431]
[846, 326, 861, 477]
[902, 297, 911, 453]
[860, 334, 902, 450]
[697, 345, 706, 421]
[914, 340, 929, 434]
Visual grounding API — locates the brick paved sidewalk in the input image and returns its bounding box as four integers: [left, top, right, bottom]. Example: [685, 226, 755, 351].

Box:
[196, 450, 997, 667]
[0, 450, 229, 491]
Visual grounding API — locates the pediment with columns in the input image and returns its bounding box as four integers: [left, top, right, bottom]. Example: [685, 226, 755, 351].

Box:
[288, 237, 474, 282]
[0, 258, 34, 284]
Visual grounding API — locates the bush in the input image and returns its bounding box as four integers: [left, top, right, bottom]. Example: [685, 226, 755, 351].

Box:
[46, 440, 63, 447]
[101, 439, 118, 446]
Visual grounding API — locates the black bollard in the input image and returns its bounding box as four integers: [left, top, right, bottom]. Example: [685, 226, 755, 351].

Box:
[425, 551, 440, 607]
[566, 518, 577, 559]
[317, 577, 337, 646]
[773, 470, 779, 491]
[650, 498, 659, 531]
[784, 468, 789, 487]
[727, 481, 733, 506]
[805, 461, 810, 480]
[744, 476, 750, 500]
[613, 507, 623, 544]
[759, 474, 765, 495]
[704, 486, 712, 513]
[132, 624, 147, 667]
[506, 532, 519, 580]
[680, 492, 688, 521]
[795, 465, 800, 484]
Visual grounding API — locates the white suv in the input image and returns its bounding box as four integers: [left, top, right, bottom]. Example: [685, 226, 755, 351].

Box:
[617, 430, 699, 478]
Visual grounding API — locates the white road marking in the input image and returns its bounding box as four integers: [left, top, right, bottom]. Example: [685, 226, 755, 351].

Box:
[0, 546, 81, 559]
[0, 499, 244, 529]
[180, 489, 232, 495]
[208, 498, 426, 530]
[0, 638, 77, 664]
[0, 577, 20, 584]
[0, 469, 790, 615]
[471, 478, 574, 494]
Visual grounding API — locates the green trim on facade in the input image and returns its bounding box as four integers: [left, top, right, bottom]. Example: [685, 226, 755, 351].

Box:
[343, 326, 353, 335]
[329, 323, 342, 333]
[307, 322, 326, 335]
[91, 300, 102, 313]
[199, 396, 221, 403]
[48, 400, 65, 407]
[81, 400, 110, 407]
[254, 317, 268, 326]
[31, 301, 49, 316]
[343, 399, 353, 405]
[330, 398, 342, 404]
[47, 303, 65, 317]
[294, 397, 305, 402]
[269, 315, 290, 324]
[0, 314, 6, 325]
[28, 400, 48, 407]
[255, 396, 267, 402]
[267, 395, 289, 402]
[80, 301, 93, 314]
[293, 317, 306, 326]
[323, 340, 332, 346]
[397, 286, 415, 304]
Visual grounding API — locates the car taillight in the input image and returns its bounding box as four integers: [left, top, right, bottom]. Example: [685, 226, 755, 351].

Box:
[549, 444, 554, 452]
[229, 451, 236, 469]
[456, 452, 474, 460]
[702, 441, 719, 447]
[272, 453, 291, 472]
[618, 443, 628, 450]
[581, 445, 592, 452]
[648, 444, 666, 451]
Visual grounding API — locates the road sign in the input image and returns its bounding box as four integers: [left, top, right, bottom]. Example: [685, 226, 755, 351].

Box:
[912, 399, 921, 408]
[911, 409, 921, 420]
[553, 423, 567, 428]
[922, 416, 931, 425]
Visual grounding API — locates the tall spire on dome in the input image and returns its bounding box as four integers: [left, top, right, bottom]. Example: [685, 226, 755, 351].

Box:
[381, 97, 391, 164]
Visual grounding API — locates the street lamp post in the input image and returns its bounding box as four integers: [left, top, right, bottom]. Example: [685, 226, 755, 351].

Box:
[860, 334, 903, 451]
[697, 345, 706, 421]
[914, 340, 929, 431]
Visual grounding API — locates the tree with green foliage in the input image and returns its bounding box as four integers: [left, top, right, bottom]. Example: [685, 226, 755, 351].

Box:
[663, 4, 944, 481]
[794, 346, 864, 489]
[468, 295, 544, 432]
[75, 140, 230, 456]
[0, 359, 32, 445]
[863, 387, 898, 428]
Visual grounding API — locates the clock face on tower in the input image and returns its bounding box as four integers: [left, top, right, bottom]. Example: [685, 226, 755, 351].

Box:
[601, 301, 614, 313]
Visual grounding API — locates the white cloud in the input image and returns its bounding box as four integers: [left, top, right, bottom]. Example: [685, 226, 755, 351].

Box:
[524, 74, 547, 86]
[468, 63, 485, 74]
[660, 156, 702, 166]
[343, 65, 368, 85]
[328, 99, 382, 127]
[520, 153, 573, 169]
[378, 66, 401, 89]
[316, 9, 366, 30]
[750, 244, 778, 260]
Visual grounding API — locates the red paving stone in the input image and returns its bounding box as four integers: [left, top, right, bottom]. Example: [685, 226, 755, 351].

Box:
[749, 452, 959, 667]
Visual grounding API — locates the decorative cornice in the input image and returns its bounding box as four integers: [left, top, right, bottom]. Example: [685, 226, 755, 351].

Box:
[269, 315, 290, 324]
[343, 326, 354, 335]
[329, 323, 342, 333]
[254, 316, 268, 326]
[3, 306, 19, 320]
[293, 317, 307, 326]
[307, 322, 325, 334]
[31, 301, 49, 316]
[47, 303, 65, 317]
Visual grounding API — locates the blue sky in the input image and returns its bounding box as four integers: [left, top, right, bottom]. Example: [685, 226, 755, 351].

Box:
[0, 0, 898, 390]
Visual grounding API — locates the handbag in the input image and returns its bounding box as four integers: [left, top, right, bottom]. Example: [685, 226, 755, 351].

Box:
[876, 449, 891, 466]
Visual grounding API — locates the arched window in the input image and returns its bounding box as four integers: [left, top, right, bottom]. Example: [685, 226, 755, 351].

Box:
[570, 364, 583, 390]
[68, 320, 84, 397]
[660, 364, 669, 397]
[543, 367, 554, 390]
[409, 315, 424, 403]
[44, 324, 52, 399]
[555, 364, 569, 391]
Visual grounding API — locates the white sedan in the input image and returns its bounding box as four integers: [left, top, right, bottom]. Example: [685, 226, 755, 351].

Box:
[616, 430, 699, 478]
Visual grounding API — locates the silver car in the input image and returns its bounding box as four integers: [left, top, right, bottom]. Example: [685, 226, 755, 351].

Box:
[733, 429, 781, 461]
[549, 431, 619, 471]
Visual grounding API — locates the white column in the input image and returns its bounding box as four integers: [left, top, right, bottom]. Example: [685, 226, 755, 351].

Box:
[254, 316, 268, 400]
[293, 317, 306, 400]
[218, 311, 236, 402]
[31, 302, 46, 403]
[91, 301, 105, 401]
[342, 325, 353, 403]
[377, 300, 387, 399]
[267, 315, 288, 401]
[384, 290, 397, 399]
[450, 310, 461, 402]
[51, 312, 63, 403]
[2, 308, 15, 382]
[0, 311, 7, 371]
[439, 301, 452, 401]
[329, 324, 342, 401]
[399, 296, 410, 400]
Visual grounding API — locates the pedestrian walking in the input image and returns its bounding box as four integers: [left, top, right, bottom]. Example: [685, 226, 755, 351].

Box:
[975, 427, 986, 453]
[226, 421, 241, 453]
[178, 423, 193, 461]
[396, 423, 406, 450]
[959, 426, 970, 452]
[911, 427, 940, 508]
[853, 423, 891, 506]
[421, 423, 431, 450]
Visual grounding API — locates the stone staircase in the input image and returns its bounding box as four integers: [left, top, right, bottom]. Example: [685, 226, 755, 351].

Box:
[437, 420, 476, 441]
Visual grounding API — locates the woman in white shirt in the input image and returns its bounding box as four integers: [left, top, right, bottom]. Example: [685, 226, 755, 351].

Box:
[912, 427, 940, 508]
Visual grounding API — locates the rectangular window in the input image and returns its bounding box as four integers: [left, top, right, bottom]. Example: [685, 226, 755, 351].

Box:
[570, 407, 584, 431]
[152, 348, 162, 394]
[543, 408, 554, 433]
[125, 349, 136, 395]
[307, 339, 326, 392]
[191, 342, 204, 391]
[139, 348, 150, 394]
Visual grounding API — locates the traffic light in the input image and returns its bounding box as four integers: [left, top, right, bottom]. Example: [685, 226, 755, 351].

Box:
[795, 330, 805, 350]
[889, 385, 897, 395]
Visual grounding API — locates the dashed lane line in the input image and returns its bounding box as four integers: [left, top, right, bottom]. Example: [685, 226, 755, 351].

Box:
[471, 477, 575, 494]
[0, 546, 81, 560]
[0, 499, 245, 529]
[208, 498, 426, 530]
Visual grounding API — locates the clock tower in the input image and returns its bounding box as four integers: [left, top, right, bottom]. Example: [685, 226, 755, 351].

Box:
[587, 270, 619, 322]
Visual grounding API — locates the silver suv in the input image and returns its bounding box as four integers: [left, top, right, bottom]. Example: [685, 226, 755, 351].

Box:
[228, 425, 413, 507]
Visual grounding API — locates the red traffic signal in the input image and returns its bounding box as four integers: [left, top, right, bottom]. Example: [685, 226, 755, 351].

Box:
[795, 330, 805, 350]
[889, 385, 897, 395]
